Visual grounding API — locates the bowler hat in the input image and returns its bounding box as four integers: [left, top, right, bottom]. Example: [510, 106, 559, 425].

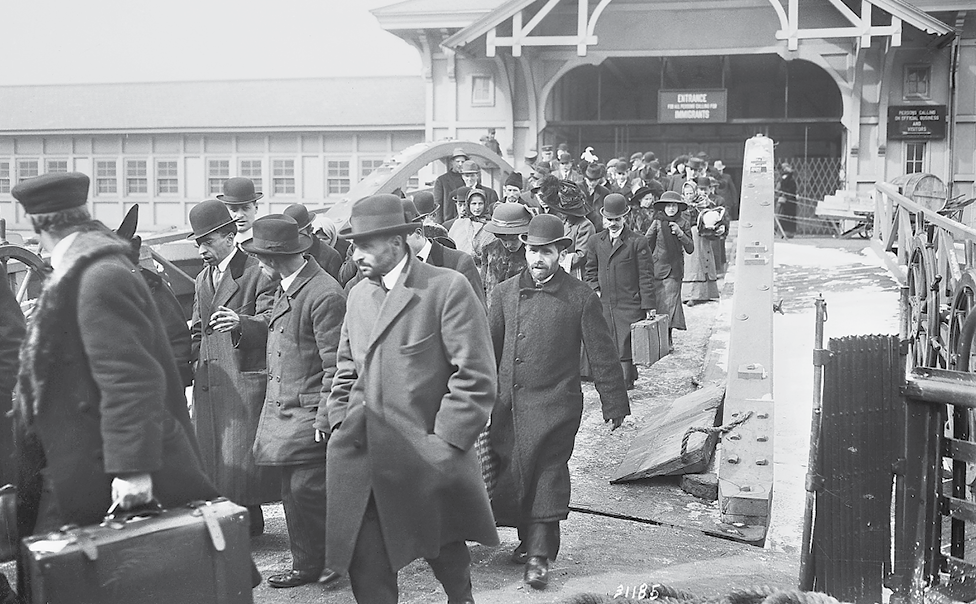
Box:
[453, 186, 472, 203]
[241, 214, 312, 256]
[411, 191, 438, 219]
[187, 199, 236, 240]
[584, 163, 606, 180]
[13, 172, 90, 215]
[653, 190, 689, 211]
[557, 150, 573, 163]
[642, 152, 657, 163]
[524, 149, 538, 162]
[451, 147, 469, 160]
[504, 172, 524, 189]
[519, 214, 572, 249]
[630, 152, 642, 162]
[460, 160, 481, 174]
[401, 199, 427, 225]
[713, 160, 726, 170]
[484, 203, 532, 235]
[339, 194, 419, 240]
[217, 177, 263, 204]
[695, 176, 713, 188]
[601, 193, 630, 219]
[283, 203, 313, 230]
[686, 157, 705, 170]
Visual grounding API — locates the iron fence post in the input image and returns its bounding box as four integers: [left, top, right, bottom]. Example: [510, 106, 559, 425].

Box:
[799, 294, 827, 590]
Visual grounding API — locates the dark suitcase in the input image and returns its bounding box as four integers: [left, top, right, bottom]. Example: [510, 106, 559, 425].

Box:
[631, 314, 670, 366]
[22, 498, 253, 604]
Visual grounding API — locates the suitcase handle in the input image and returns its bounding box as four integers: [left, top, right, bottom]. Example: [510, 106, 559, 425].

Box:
[103, 499, 164, 524]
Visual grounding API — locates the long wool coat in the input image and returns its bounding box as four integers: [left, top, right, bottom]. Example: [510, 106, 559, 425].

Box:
[646, 214, 695, 330]
[190, 249, 280, 505]
[325, 256, 499, 573]
[488, 269, 630, 528]
[1, 277, 26, 485]
[15, 228, 218, 531]
[583, 227, 656, 361]
[251, 262, 345, 465]
[479, 238, 527, 306]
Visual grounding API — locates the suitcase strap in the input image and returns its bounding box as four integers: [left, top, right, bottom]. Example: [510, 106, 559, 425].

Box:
[195, 503, 227, 552]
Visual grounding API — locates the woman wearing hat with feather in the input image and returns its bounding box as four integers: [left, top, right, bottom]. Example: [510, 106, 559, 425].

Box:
[645, 191, 695, 349]
[537, 175, 593, 279]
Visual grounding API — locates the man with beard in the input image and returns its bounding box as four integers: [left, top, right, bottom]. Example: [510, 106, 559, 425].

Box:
[584, 194, 656, 390]
[326, 194, 498, 604]
[188, 199, 279, 537]
[479, 202, 531, 305]
[218, 176, 263, 245]
[488, 214, 629, 590]
[434, 147, 468, 224]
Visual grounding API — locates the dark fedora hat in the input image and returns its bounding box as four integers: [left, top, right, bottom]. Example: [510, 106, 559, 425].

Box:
[13, 172, 90, 215]
[504, 172, 523, 189]
[401, 199, 428, 226]
[217, 177, 263, 204]
[411, 191, 438, 219]
[601, 193, 630, 219]
[519, 214, 572, 249]
[187, 199, 236, 240]
[484, 203, 532, 235]
[452, 186, 472, 203]
[584, 163, 606, 180]
[339, 194, 420, 240]
[653, 190, 689, 211]
[283, 203, 313, 230]
[240, 214, 312, 256]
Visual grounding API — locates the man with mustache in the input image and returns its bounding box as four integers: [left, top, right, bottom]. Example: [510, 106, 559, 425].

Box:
[487, 214, 629, 590]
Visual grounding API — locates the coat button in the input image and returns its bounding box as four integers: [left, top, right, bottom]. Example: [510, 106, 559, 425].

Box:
[517, 333, 525, 339]
[515, 357, 522, 364]
[205, 326, 214, 335]
[277, 351, 281, 356]
[514, 384, 520, 389]
[276, 376, 281, 382]
[279, 327, 284, 333]
[276, 401, 281, 406]
[520, 294, 526, 299]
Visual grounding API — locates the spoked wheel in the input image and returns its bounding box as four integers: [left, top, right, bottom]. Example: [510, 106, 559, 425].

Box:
[949, 271, 976, 373]
[0, 243, 47, 313]
[907, 238, 941, 369]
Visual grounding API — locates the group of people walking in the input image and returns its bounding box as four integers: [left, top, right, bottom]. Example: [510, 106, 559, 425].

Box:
[0, 140, 736, 603]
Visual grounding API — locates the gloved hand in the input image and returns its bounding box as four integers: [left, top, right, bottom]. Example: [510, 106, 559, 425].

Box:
[112, 473, 154, 510]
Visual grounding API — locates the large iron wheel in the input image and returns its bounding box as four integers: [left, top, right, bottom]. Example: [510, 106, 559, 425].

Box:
[907, 238, 941, 369]
[0, 243, 47, 313]
[949, 271, 976, 373]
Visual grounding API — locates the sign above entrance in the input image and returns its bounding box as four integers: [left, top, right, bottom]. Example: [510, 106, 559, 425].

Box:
[887, 105, 946, 140]
[659, 90, 728, 124]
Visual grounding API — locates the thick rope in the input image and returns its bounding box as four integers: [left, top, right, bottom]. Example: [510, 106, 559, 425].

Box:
[681, 411, 753, 459]
[560, 585, 851, 604]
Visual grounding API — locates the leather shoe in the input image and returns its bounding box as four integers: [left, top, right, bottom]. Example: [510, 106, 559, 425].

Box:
[510, 543, 528, 564]
[318, 570, 343, 585]
[267, 569, 318, 588]
[524, 556, 549, 589]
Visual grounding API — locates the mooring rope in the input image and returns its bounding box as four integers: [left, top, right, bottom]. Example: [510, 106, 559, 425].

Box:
[561, 585, 851, 604]
[680, 411, 753, 459]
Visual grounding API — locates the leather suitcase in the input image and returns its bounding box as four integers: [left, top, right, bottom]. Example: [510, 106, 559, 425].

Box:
[631, 314, 670, 366]
[22, 498, 253, 604]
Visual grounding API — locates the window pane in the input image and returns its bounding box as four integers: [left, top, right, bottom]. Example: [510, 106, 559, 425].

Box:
[0, 161, 9, 194]
[17, 160, 38, 182]
[240, 159, 262, 190]
[327, 160, 350, 195]
[272, 159, 295, 195]
[95, 160, 117, 194]
[906, 142, 925, 174]
[156, 160, 178, 194]
[209, 159, 230, 195]
[360, 159, 384, 179]
[126, 160, 147, 194]
[46, 159, 68, 174]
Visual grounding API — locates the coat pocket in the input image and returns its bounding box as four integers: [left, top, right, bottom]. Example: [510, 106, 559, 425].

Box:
[299, 393, 320, 409]
[400, 332, 436, 356]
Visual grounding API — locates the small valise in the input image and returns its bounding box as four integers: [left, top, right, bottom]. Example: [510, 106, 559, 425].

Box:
[631, 314, 670, 366]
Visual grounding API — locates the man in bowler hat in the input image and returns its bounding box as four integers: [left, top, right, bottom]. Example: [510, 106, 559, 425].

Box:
[218, 176, 263, 244]
[433, 147, 469, 224]
[584, 193, 656, 389]
[240, 215, 346, 588]
[487, 213, 630, 589]
[325, 194, 498, 603]
[187, 199, 279, 537]
[11, 173, 221, 598]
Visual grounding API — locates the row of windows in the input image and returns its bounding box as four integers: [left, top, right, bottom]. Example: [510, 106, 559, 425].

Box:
[0, 157, 403, 196]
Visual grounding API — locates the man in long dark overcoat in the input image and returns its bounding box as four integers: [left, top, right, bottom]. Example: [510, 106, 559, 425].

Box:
[584, 193, 656, 389]
[433, 147, 468, 224]
[188, 199, 279, 536]
[488, 214, 630, 589]
[0, 275, 25, 486]
[11, 173, 221, 599]
[324, 194, 498, 604]
[242, 215, 346, 588]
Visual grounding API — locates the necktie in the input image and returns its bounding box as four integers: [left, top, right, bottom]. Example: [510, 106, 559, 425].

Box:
[211, 267, 222, 291]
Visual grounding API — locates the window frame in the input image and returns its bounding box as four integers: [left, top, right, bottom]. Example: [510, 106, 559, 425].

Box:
[239, 158, 263, 193]
[94, 159, 118, 195]
[124, 159, 149, 196]
[207, 158, 231, 196]
[471, 74, 495, 107]
[905, 142, 926, 174]
[155, 159, 179, 195]
[0, 160, 10, 194]
[45, 158, 69, 174]
[16, 159, 39, 184]
[271, 158, 296, 196]
[326, 159, 350, 196]
[903, 64, 932, 100]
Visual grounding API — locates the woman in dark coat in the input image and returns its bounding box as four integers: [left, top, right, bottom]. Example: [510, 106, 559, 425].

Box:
[776, 162, 799, 237]
[645, 191, 695, 349]
[480, 202, 531, 306]
[680, 180, 720, 304]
